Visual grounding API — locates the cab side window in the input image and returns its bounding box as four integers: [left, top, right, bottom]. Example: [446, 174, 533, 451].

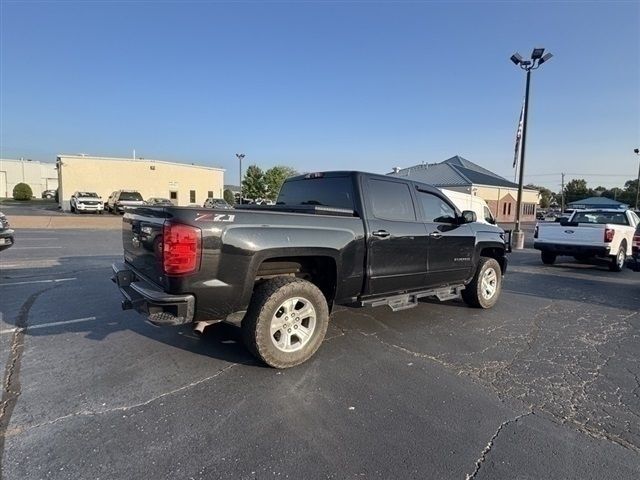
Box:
[418, 191, 456, 223]
[483, 206, 494, 224]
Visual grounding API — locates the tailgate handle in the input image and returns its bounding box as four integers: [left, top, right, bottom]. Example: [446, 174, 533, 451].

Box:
[429, 232, 443, 239]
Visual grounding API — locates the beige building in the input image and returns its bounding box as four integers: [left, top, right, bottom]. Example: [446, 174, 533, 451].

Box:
[0, 158, 58, 198]
[389, 155, 540, 223]
[57, 154, 224, 211]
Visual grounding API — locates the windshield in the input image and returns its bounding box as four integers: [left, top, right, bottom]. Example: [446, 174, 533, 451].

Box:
[78, 192, 98, 198]
[572, 211, 629, 225]
[119, 192, 143, 201]
[277, 176, 355, 210]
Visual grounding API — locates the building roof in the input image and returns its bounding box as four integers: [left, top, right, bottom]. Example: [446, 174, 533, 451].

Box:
[57, 154, 225, 172]
[388, 155, 533, 190]
[567, 196, 628, 207]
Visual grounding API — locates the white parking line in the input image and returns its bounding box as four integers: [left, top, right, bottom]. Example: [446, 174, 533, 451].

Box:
[0, 316, 97, 335]
[17, 238, 59, 241]
[0, 277, 76, 286]
[11, 246, 63, 250]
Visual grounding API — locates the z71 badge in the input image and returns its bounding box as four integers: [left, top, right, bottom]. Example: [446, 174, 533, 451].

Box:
[194, 213, 236, 222]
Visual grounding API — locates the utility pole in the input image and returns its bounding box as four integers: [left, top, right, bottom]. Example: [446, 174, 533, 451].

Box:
[561, 172, 565, 212]
[510, 47, 553, 249]
[634, 148, 639, 210]
[236, 153, 245, 204]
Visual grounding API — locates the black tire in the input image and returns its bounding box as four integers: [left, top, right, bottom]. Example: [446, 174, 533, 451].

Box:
[241, 277, 329, 368]
[609, 244, 626, 272]
[71, 204, 76, 214]
[541, 251, 556, 265]
[462, 257, 502, 309]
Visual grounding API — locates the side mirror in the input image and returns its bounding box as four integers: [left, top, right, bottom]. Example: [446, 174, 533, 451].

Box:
[461, 210, 477, 224]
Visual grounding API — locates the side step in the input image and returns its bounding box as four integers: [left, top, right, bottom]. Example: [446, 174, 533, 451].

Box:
[361, 285, 465, 312]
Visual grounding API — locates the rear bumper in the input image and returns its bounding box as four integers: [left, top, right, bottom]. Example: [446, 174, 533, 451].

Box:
[111, 262, 195, 326]
[533, 242, 611, 257]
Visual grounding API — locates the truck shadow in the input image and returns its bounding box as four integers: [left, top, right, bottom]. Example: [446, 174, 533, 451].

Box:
[0, 254, 261, 367]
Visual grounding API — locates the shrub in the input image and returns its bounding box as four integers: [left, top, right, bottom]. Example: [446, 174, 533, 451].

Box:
[223, 189, 235, 204]
[13, 183, 33, 201]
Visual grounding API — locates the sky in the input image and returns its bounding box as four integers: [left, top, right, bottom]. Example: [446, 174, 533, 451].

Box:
[1, 0, 638, 191]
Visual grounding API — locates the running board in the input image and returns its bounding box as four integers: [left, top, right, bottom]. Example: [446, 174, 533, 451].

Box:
[360, 285, 465, 312]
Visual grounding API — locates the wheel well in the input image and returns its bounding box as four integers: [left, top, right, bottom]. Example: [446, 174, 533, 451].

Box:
[256, 256, 337, 306]
[479, 247, 506, 273]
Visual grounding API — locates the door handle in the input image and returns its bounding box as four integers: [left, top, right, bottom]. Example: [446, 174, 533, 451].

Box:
[429, 232, 443, 239]
[372, 230, 391, 238]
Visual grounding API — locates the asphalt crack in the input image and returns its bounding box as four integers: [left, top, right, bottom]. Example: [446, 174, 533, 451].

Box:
[465, 411, 533, 480]
[0, 287, 55, 478]
[4, 362, 240, 438]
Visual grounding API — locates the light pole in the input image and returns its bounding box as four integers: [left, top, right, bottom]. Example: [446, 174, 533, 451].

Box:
[236, 153, 245, 204]
[634, 148, 640, 210]
[510, 47, 553, 249]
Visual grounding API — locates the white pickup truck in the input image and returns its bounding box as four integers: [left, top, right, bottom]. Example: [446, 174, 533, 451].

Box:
[534, 209, 640, 272]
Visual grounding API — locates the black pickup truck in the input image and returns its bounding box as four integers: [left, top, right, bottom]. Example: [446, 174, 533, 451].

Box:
[112, 171, 509, 368]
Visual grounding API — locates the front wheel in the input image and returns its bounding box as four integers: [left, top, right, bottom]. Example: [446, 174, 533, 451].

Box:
[462, 257, 502, 309]
[609, 246, 626, 272]
[242, 277, 329, 368]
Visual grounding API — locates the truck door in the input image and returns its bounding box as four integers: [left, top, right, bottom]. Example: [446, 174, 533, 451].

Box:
[415, 189, 475, 286]
[363, 177, 429, 295]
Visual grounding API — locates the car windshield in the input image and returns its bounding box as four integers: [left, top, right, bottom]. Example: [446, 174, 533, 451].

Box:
[78, 192, 98, 197]
[572, 211, 629, 225]
[119, 192, 143, 201]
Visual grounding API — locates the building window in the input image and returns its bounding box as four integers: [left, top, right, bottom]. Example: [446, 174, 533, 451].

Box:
[170, 191, 177, 200]
[190, 190, 196, 203]
[507, 203, 512, 215]
[503, 203, 507, 215]
[207, 191, 213, 198]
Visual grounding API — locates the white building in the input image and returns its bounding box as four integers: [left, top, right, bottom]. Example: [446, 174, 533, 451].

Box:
[0, 158, 58, 198]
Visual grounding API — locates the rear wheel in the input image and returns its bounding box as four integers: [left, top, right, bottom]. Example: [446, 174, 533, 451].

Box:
[541, 251, 556, 265]
[242, 277, 329, 368]
[462, 257, 502, 309]
[609, 245, 626, 272]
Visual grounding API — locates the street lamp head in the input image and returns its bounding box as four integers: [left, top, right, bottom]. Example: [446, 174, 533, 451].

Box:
[236, 153, 245, 160]
[634, 148, 640, 154]
[510, 53, 524, 65]
[520, 60, 532, 67]
[538, 52, 553, 65]
[531, 48, 545, 60]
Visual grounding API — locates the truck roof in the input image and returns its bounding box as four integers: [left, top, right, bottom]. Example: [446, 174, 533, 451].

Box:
[287, 170, 442, 194]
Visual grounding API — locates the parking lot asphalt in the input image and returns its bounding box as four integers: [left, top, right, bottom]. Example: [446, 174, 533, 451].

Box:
[1, 228, 639, 479]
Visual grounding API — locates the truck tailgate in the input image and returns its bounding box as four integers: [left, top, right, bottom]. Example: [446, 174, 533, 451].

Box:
[122, 208, 168, 285]
[538, 223, 605, 246]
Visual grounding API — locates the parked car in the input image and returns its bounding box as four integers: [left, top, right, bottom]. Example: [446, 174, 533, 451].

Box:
[70, 191, 103, 214]
[0, 211, 14, 252]
[112, 171, 510, 368]
[534, 209, 640, 271]
[203, 197, 233, 209]
[536, 211, 545, 220]
[41, 189, 57, 199]
[106, 190, 145, 214]
[439, 188, 496, 225]
[145, 197, 174, 206]
[630, 224, 640, 271]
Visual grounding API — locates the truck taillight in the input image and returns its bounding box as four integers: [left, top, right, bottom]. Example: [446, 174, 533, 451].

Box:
[534, 225, 539, 239]
[633, 233, 640, 247]
[162, 222, 201, 275]
[604, 228, 615, 243]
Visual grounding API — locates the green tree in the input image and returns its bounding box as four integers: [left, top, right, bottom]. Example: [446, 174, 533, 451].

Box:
[13, 182, 33, 201]
[242, 165, 267, 201]
[526, 184, 555, 208]
[264, 166, 298, 200]
[223, 189, 235, 205]
[563, 178, 589, 203]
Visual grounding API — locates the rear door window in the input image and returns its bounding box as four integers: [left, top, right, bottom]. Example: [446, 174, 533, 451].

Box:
[277, 177, 355, 210]
[368, 179, 416, 221]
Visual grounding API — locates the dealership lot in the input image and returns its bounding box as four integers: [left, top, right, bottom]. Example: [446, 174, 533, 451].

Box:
[1, 228, 639, 479]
